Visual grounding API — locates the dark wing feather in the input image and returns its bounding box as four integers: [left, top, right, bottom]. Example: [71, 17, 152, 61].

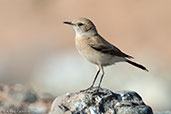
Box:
[89, 43, 133, 59]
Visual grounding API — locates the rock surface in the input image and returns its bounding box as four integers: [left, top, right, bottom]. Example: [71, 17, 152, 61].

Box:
[154, 112, 171, 114]
[0, 84, 54, 114]
[49, 87, 153, 114]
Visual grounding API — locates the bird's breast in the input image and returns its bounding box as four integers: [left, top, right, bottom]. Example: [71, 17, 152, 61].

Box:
[75, 36, 115, 66]
[75, 37, 94, 58]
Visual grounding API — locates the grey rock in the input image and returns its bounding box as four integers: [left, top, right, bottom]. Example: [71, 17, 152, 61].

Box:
[49, 87, 153, 114]
[29, 105, 47, 114]
[0, 84, 54, 114]
[154, 111, 171, 114]
[8, 84, 38, 103]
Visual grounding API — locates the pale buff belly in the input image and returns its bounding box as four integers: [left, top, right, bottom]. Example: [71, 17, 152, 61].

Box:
[75, 39, 124, 66]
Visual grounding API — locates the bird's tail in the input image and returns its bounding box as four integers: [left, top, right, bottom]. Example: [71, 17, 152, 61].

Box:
[126, 59, 148, 72]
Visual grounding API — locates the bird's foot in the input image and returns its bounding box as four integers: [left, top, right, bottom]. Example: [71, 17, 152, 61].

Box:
[80, 85, 102, 93]
[80, 85, 94, 92]
[94, 85, 102, 92]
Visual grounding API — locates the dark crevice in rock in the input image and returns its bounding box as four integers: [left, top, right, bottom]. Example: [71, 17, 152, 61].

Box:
[58, 104, 70, 112]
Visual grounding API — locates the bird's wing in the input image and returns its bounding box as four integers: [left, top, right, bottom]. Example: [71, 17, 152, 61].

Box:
[89, 41, 133, 59]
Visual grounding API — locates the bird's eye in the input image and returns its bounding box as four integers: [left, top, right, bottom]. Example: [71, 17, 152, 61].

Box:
[78, 23, 84, 26]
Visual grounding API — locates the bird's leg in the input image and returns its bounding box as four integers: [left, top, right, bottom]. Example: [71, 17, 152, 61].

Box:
[89, 68, 100, 88]
[80, 67, 100, 92]
[98, 66, 104, 88]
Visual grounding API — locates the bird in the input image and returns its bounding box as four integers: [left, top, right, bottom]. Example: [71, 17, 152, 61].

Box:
[63, 17, 148, 89]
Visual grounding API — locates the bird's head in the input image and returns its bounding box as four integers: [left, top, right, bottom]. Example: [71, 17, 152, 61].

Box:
[63, 18, 98, 36]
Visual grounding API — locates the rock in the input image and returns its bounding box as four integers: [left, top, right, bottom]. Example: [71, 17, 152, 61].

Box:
[29, 105, 47, 114]
[8, 84, 38, 103]
[154, 111, 171, 114]
[49, 87, 153, 114]
[0, 84, 54, 114]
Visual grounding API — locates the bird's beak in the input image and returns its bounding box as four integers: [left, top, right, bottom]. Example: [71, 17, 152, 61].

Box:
[63, 21, 74, 26]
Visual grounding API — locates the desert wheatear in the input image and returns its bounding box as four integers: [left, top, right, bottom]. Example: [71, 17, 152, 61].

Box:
[64, 18, 148, 88]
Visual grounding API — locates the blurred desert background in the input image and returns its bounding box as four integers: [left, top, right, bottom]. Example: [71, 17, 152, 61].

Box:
[0, 0, 171, 112]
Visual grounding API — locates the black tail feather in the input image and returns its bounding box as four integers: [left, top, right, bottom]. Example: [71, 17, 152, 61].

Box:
[126, 60, 148, 72]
